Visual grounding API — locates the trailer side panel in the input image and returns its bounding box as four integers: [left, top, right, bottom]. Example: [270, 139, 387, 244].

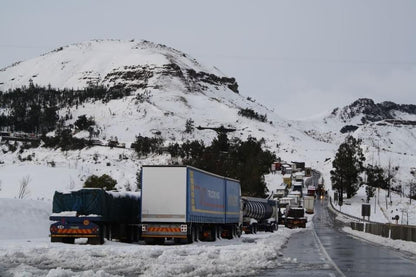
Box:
[187, 167, 225, 223]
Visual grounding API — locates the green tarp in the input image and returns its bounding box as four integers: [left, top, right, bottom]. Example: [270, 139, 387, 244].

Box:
[52, 189, 140, 223]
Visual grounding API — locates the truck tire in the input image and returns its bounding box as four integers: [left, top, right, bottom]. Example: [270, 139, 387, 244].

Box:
[88, 236, 103, 245]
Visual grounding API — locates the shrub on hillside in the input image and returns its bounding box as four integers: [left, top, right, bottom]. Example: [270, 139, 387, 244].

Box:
[83, 174, 117, 191]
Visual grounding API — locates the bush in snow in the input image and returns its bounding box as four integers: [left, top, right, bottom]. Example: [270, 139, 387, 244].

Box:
[83, 174, 117, 191]
[74, 115, 95, 131]
[185, 118, 194, 133]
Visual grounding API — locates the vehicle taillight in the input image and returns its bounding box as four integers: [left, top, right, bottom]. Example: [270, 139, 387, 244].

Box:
[142, 225, 147, 232]
[180, 225, 187, 233]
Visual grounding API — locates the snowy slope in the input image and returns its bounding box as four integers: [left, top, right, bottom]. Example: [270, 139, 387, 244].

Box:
[0, 39, 321, 198]
[0, 198, 51, 240]
[0, 39, 222, 91]
[0, 39, 415, 208]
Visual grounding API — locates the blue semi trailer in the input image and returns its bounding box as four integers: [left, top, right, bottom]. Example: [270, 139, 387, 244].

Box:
[140, 166, 241, 244]
[50, 189, 141, 244]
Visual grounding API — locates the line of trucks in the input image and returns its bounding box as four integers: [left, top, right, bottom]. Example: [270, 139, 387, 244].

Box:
[273, 168, 318, 229]
[50, 165, 283, 245]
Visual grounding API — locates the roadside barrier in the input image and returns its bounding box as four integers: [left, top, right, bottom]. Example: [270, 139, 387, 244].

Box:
[329, 197, 416, 242]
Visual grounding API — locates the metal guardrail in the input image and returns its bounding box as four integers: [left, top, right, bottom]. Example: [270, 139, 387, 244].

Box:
[328, 196, 416, 242]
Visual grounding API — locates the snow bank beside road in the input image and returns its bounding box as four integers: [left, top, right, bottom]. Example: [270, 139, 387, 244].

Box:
[0, 196, 305, 276]
[0, 198, 51, 240]
[0, 229, 302, 277]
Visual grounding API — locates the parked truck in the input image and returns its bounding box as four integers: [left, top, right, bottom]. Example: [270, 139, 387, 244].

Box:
[284, 206, 307, 228]
[292, 182, 303, 197]
[307, 185, 316, 197]
[303, 196, 315, 214]
[140, 166, 241, 244]
[283, 174, 292, 188]
[287, 191, 301, 206]
[50, 189, 141, 244]
[241, 197, 278, 233]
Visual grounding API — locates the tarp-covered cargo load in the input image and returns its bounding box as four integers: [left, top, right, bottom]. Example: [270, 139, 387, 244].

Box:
[52, 189, 141, 223]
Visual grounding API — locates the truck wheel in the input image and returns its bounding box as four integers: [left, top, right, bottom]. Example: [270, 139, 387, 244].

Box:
[88, 236, 103, 245]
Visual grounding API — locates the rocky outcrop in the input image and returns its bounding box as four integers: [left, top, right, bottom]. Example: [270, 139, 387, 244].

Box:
[331, 98, 416, 123]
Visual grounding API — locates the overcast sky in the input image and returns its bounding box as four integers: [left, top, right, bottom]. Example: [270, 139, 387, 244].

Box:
[1, 0, 415, 119]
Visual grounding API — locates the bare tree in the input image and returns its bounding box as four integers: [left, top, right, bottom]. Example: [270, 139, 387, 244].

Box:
[409, 179, 416, 204]
[18, 175, 31, 199]
[385, 160, 398, 200]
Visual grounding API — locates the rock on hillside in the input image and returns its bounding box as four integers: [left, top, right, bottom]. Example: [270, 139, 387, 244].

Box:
[328, 98, 416, 124]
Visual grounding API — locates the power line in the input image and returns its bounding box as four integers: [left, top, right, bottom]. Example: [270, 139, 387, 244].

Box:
[195, 53, 416, 66]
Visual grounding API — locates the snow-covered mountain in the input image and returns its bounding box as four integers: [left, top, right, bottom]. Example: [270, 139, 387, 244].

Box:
[0, 39, 238, 93]
[328, 98, 416, 124]
[0, 39, 415, 200]
[0, 39, 281, 145]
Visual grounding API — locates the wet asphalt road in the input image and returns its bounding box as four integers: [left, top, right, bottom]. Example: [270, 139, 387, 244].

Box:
[314, 199, 416, 276]
[266, 198, 416, 276]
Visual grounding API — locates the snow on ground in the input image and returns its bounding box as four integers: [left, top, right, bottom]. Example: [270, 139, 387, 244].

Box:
[0, 198, 52, 240]
[0, 229, 302, 277]
[264, 173, 284, 194]
[0, 167, 307, 277]
[331, 186, 390, 223]
[0, 206, 305, 277]
[0, 164, 81, 200]
[330, 185, 416, 226]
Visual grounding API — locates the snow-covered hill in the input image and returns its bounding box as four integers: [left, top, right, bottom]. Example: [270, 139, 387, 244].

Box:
[0, 39, 415, 202]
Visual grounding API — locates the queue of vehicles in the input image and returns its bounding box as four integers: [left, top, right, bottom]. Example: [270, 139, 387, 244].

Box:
[271, 160, 323, 229]
[49, 163, 322, 244]
[50, 165, 279, 245]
